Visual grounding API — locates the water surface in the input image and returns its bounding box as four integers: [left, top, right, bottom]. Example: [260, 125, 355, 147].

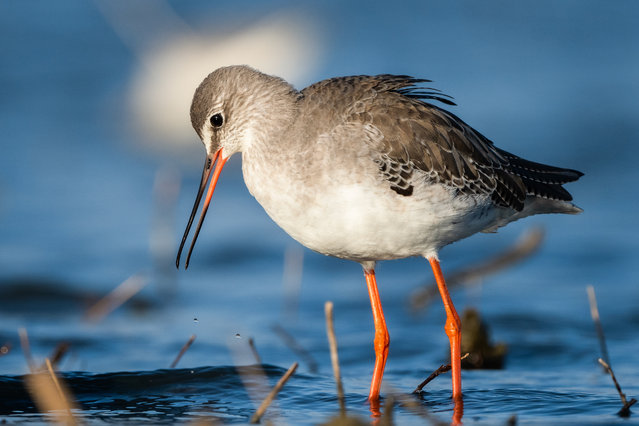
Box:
[0, 1, 638, 424]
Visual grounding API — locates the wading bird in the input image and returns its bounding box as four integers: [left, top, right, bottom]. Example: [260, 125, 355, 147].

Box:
[176, 65, 582, 418]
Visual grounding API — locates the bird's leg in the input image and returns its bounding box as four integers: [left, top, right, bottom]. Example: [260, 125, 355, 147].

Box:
[364, 268, 390, 406]
[428, 257, 462, 401]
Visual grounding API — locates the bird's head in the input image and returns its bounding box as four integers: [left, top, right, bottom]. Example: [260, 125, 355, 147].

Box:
[176, 65, 298, 268]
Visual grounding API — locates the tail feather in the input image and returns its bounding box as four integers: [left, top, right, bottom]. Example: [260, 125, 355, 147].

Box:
[482, 196, 582, 233]
[496, 148, 583, 202]
[522, 180, 574, 202]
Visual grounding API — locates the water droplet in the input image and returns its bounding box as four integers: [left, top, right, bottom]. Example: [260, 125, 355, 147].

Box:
[235, 333, 241, 338]
[193, 318, 198, 323]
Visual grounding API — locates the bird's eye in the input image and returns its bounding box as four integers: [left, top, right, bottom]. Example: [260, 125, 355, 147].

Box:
[210, 113, 224, 128]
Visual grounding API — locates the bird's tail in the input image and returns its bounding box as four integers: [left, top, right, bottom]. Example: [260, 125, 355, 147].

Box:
[497, 147, 583, 202]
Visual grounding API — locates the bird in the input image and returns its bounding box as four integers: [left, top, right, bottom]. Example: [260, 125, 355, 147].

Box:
[175, 65, 583, 409]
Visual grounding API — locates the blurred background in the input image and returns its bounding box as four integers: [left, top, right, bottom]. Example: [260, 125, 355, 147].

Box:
[0, 0, 638, 423]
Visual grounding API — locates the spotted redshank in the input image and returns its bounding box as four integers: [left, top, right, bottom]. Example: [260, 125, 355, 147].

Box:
[176, 65, 583, 410]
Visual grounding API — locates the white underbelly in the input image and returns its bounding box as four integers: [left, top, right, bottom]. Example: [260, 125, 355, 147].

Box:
[244, 159, 496, 261]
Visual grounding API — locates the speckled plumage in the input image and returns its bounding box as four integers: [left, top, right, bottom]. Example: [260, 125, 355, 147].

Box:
[186, 65, 582, 263]
[299, 73, 582, 210]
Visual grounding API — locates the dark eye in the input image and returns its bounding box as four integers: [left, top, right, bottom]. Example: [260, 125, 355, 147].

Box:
[210, 113, 224, 128]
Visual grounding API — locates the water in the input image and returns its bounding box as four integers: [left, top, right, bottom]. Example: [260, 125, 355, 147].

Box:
[1, 0, 638, 424]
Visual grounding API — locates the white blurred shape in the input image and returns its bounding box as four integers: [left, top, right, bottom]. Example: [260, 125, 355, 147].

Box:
[127, 12, 323, 153]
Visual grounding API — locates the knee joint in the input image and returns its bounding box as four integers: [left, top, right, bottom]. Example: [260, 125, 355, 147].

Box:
[374, 329, 390, 350]
[444, 315, 461, 337]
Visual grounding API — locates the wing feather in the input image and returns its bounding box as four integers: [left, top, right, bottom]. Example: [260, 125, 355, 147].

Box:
[302, 74, 582, 209]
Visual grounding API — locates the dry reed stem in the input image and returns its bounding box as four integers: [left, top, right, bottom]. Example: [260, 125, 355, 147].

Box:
[231, 341, 272, 417]
[45, 359, 74, 416]
[411, 228, 544, 311]
[248, 337, 262, 365]
[586, 285, 611, 366]
[170, 334, 196, 368]
[84, 273, 148, 323]
[250, 362, 298, 424]
[324, 301, 346, 416]
[49, 342, 70, 369]
[598, 358, 637, 417]
[587, 286, 635, 416]
[272, 324, 318, 373]
[25, 358, 79, 425]
[18, 327, 35, 372]
[413, 353, 470, 394]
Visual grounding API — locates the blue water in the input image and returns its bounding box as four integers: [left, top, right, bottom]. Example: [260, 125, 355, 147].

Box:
[1, 1, 638, 424]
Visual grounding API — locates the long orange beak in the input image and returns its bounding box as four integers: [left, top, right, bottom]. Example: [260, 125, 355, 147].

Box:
[176, 148, 228, 269]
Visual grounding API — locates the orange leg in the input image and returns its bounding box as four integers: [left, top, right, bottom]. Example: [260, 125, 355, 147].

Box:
[428, 257, 462, 402]
[364, 268, 390, 406]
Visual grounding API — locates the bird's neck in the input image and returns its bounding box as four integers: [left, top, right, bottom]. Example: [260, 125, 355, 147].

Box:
[241, 93, 302, 162]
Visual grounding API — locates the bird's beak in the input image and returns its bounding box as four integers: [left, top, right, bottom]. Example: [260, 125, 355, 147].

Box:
[176, 148, 228, 269]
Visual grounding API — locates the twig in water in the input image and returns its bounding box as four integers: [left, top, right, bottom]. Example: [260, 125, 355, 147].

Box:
[49, 342, 70, 369]
[325, 301, 346, 416]
[413, 353, 470, 394]
[250, 362, 298, 424]
[170, 334, 196, 368]
[45, 359, 75, 419]
[18, 327, 35, 373]
[411, 228, 544, 311]
[598, 358, 637, 417]
[248, 337, 262, 365]
[25, 358, 78, 425]
[84, 273, 149, 323]
[230, 338, 272, 418]
[586, 285, 611, 367]
[272, 323, 318, 373]
[587, 286, 636, 416]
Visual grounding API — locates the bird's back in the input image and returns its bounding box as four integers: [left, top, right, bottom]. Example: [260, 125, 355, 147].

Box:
[297, 74, 582, 211]
[243, 73, 582, 260]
